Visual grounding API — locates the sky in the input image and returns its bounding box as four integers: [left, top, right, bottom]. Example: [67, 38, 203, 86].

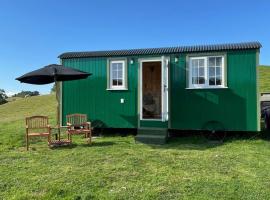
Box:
[0, 0, 269, 95]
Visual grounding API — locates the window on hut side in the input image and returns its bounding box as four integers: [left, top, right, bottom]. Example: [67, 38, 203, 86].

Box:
[109, 60, 126, 89]
[188, 55, 226, 88]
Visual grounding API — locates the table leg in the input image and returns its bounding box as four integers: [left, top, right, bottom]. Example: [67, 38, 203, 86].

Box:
[58, 128, 61, 141]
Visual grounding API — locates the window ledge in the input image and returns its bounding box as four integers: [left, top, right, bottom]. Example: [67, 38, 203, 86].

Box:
[186, 86, 228, 90]
[106, 88, 128, 91]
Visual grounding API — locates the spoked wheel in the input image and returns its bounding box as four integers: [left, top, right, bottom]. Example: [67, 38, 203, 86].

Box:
[202, 121, 227, 142]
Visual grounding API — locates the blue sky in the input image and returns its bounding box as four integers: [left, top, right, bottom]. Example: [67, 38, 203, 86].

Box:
[0, 0, 269, 95]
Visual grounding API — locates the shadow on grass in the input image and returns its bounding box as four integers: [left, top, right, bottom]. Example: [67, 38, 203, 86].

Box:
[50, 143, 78, 150]
[150, 135, 220, 151]
[50, 141, 116, 149]
[149, 130, 270, 151]
[81, 141, 115, 147]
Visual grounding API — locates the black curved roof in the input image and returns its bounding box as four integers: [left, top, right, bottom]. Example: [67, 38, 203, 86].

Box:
[59, 41, 262, 59]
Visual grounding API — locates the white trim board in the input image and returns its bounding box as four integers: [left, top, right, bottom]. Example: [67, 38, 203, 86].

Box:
[139, 57, 169, 122]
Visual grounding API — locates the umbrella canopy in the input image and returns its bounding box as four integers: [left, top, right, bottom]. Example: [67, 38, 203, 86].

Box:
[16, 64, 92, 132]
[16, 64, 91, 85]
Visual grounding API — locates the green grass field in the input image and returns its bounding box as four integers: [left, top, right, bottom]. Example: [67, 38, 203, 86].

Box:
[1, 67, 270, 199]
[259, 65, 270, 93]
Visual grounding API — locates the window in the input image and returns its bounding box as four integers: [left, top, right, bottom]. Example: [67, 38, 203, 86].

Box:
[108, 60, 127, 89]
[188, 55, 226, 89]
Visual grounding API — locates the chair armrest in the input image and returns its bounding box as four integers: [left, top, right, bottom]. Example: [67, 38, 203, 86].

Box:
[84, 122, 91, 130]
[66, 123, 73, 130]
[47, 125, 51, 133]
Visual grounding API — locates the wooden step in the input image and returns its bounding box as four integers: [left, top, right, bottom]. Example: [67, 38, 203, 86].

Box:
[135, 128, 168, 144]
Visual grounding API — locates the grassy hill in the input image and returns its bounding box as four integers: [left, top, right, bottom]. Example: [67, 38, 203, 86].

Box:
[259, 65, 270, 93]
[1, 69, 270, 199]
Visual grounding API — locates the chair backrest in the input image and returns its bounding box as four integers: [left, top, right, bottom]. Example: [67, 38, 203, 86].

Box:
[66, 114, 87, 126]
[26, 116, 49, 129]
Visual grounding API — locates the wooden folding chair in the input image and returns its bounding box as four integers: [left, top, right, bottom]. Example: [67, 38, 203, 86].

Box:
[25, 116, 51, 150]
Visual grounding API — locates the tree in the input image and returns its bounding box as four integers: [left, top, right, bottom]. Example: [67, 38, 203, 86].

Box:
[13, 91, 40, 98]
[51, 83, 56, 93]
[0, 89, 8, 105]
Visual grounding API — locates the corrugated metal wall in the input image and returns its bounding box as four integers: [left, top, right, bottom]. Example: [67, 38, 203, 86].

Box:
[170, 49, 259, 131]
[62, 57, 138, 128]
[62, 49, 259, 131]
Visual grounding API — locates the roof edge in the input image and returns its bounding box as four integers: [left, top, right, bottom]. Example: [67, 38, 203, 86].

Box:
[59, 41, 262, 59]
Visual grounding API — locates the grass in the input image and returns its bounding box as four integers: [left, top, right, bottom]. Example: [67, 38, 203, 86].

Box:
[1, 95, 270, 199]
[258, 65, 270, 93]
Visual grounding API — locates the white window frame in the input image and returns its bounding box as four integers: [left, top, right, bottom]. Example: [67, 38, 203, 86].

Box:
[188, 55, 227, 89]
[108, 60, 127, 90]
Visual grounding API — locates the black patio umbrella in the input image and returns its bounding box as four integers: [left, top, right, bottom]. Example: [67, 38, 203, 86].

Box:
[16, 64, 92, 128]
[16, 64, 91, 84]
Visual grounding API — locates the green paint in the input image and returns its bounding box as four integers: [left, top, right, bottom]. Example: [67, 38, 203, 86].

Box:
[62, 49, 259, 131]
[62, 57, 138, 128]
[140, 120, 168, 128]
[170, 50, 259, 131]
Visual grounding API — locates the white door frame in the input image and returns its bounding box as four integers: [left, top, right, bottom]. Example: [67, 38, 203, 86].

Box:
[139, 57, 169, 121]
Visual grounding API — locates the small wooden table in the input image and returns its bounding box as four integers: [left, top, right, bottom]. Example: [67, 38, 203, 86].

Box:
[50, 126, 71, 147]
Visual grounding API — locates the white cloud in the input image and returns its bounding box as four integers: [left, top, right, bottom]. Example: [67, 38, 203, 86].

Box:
[6, 91, 18, 97]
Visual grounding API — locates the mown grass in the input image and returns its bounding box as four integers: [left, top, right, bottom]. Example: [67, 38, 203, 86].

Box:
[258, 65, 270, 93]
[1, 95, 270, 199]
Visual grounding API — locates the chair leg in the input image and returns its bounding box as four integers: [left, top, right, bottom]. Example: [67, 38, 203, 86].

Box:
[90, 132, 92, 144]
[88, 132, 92, 145]
[26, 135, 29, 151]
[69, 134, 72, 143]
[48, 135, 51, 146]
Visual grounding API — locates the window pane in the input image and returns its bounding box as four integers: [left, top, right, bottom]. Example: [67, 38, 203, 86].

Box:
[192, 77, 198, 84]
[209, 77, 215, 85]
[192, 67, 198, 77]
[117, 71, 123, 79]
[199, 59, 204, 67]
[112, 79, 118, 86]
[199, 77, 205, 84]
[216, 67, 221, 76]
[112, 63, 118, 71]
[209, 67, 215, 76]
[216, 57, 222, 67]
[117, 79, 123, 86]
[112, 71, 117, 79]
[117, 63, 123, 70]
[199, 67, 204, 76]
[216, 76, 222, 85]
[209, 57, 215, 67]
[192, 59, 198, 67]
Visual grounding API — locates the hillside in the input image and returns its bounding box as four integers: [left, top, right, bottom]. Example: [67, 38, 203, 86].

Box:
[0, 94, 56, 123]
[259, 65, 270, 93]
[0, 94, 57, 149]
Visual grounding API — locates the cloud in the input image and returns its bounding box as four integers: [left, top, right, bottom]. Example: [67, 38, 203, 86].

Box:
[6, 91, 18, 97]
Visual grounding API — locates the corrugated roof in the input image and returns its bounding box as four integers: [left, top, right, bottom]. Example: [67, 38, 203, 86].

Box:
[59, 41, 262, 59]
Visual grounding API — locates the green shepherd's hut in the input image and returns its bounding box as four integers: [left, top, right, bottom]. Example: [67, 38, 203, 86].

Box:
[58, 41, 261, 144]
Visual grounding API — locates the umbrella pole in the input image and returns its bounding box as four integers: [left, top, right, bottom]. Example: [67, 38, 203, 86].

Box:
[56, 81, 60, 140]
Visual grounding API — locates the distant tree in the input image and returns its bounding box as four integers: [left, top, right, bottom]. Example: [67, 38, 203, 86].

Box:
[13, 91, 40, 98]
[51, 83, 56, 93]
[0, 89, 8, 105]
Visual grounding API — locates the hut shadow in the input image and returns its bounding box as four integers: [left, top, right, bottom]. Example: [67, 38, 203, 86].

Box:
[50, 143, 78, 150]
[148, 135, 222, 151]
[81, 141, 115, 147]
[149, 130, 268, 151]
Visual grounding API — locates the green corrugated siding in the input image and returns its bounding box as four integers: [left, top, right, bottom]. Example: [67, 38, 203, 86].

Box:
[170, 50, 259, 131]
[62, 57, 138, 128]
[61, 49, 259, 131]
[140, 121, 168, 128]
